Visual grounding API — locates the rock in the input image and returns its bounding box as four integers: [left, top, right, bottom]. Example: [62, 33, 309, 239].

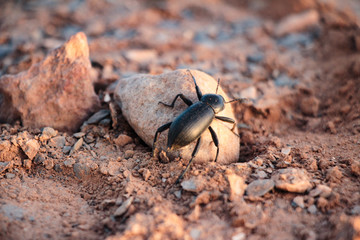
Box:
[181, 177, 204, 193]
[21, 139, 40, 160]
[40, 127, 58, 142]
[309, 184, 332, 198]
[281, 147, 292, 155]
[23, 159, 32, 169]
[227, 173, 247, 201]
[326, 166, 342, 183]
[246, 179, 274, 198]
[351, 160, 360, 176]
[124, 49, 158, 64]
[48, 136, 66, 148]
[292, 196, 305, 208]
[0, 32, 100, 132]
[300, 96, 320, 116]
[114, 134, 133, 147]
[70, 138, 83, 155]
[43, 159, 54, 169]
[1, 204, 24, 220]
[124, 150, 134, 159]
[275, 10, 320, 37]
[64, 159, 76, 167]
[73, 163, 90, 178]
[307, 205, 317, 214]
[187, 205, 201, 221]
[83, 109, 110, 125]
[326, 121, 337, 134]
[239, 86, 257, 99]
[0, 161, 13, 173]
[139, 168, 151, 181]
[114, 196, 133, 217]
[5, 173, 16, 179]
[272, 168, 312, 193]
[115, 69, 240, 164]
[99, 161, 121, 176]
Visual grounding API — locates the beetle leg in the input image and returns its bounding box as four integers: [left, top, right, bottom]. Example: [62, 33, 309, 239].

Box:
[208, 126, 219, 162]
[215, 116, 236, 131]
[152, 122, 172, 157]
[187, 69, 203, 100]
[175, 137, 201, 184]
[159, 94, 193, 108]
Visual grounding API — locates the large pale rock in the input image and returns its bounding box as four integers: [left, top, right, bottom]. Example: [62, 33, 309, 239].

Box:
[0, 32, 99, 132]
[115, 69, 240, 164]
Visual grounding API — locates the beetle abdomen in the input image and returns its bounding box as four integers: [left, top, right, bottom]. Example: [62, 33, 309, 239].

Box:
[167, 102, 214, 150]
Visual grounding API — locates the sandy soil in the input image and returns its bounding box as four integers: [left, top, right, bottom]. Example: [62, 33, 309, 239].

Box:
[0, 0, 360, 239]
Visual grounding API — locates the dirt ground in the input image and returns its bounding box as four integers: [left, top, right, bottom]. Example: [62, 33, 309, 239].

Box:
[0, 0, 360, 239]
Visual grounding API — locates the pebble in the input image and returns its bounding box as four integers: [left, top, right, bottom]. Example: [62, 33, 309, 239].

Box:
[292, 196, 305, 208]
[84, 109, 110, 125]
[23, 159, 32, 169]
[114, 134, 133, 147]
[124, 49, 158, 63]
[281, 147, 292, 156]
[232, 232, 246, 240]
[124, 150, 134, 159]
[239, 86, 257, 99]
[20, 139, 39, 160]
[139, 168, 151, 181]
[174, 190, 182, 199]
[181, 177, 204, 193]
[351, 161, 360, 176]
[1, 204, 24, 220]
[114, 196, 133, 217]
[70, 138, 83, 155]
[39, 127, 58, 142]
[48, 136, 66, 148]
[73, 163, 90, 179]
[64, 159, 76, 167]
[309, 184, 332, 198]
[187, 205, 201, 221]
[5, 173, 16, 179]
[227, 173, 247, 200]
[307, 205, 317, 214]
[272, 168, 312, 193]
[326, 121, 337, 134]
[0, 161, 13, 174]
[246, 179, 274, 198]
[300, 96, 320, 116]
[351, 205, 360, 215]
[43, 159, 54, 170]
[326, 166, 342, 183]
[275, 10, 320, 37]
[73, 132, 86, 138]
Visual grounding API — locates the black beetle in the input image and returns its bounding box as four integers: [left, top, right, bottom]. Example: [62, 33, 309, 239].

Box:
[152, 70, 247, 184]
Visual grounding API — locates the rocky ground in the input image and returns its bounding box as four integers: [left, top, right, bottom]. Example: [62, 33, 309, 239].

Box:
[0, 0, 360, 239]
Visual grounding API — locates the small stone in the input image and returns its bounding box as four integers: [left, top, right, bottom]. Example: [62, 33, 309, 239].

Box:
[281, 147, 292, 155]
[84, 109, 110, 125]
[73, 163, 90, 179]
[43, 159, 54, 169]
[307, 205, 317, 214]
[174, 190, 182, 199]
[309, 184, 332, 198]
[272, 168, 312, 193]
[23, 159, 32, 169]
[275, 10, 320, 37]
[227, 173, 247, 201]
[292, 196, 305, 208]
[73, 132, 86, 138]
[48, 136, 66, 148]
[124, 150, 134, 159]
[21, 139, 40, 160]
[246, 179, 274, 198]
[159, 150, 170, 163]
[63, 146, 72, 154]
[187, 205, 201, 221]
[326, 121, 337, 134]
[316, 197, 328, 211]
[70, 138, 83, 154]
[5, 173, 15, 179]
[114, 134, 133, 147]
[232, 232, 246, 240]
[64, 159, 76, 167]
[181, 177, 204, 193]
[351, 205, 360, 215]
[124, 49, 157, 63]
[40, 127, 58, 141]
[114, 196, 133, 217]
[140, 168, 151, 181]
[0, 161, 13, 174]
[326, 166, 342, 183]
[300, 96, 320, 116]
[351, 161, 360, 176]
[239, 86, 257, 99]
[1, 204, 24, 220]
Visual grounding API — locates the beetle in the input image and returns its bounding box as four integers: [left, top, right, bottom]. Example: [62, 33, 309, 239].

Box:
[152, 70, 247, 184]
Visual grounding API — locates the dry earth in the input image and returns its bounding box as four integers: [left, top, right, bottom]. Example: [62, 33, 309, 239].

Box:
[0, 0, 360, 240]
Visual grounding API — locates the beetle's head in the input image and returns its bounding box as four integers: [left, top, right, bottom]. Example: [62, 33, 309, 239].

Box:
[201, 94, 225, 113]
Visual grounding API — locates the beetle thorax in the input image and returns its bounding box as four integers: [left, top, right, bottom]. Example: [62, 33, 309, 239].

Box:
[200, 94, 225, 113]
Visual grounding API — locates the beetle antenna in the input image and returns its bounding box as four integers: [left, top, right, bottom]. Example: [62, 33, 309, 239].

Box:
[187, 69, 197, 85]
[225, 98, 251, 104]
[215, 78, 220, 94]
